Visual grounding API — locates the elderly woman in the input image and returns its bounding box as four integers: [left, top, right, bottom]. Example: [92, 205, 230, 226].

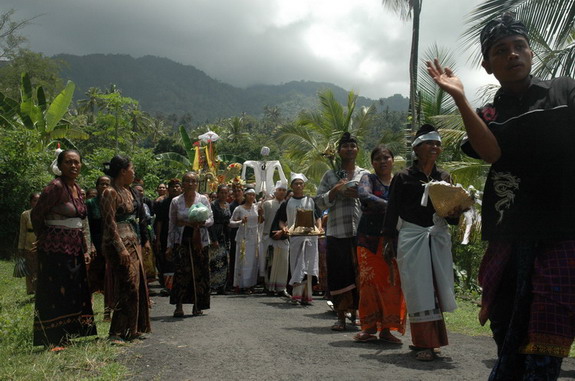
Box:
[31, 149, 97, 349]
[230, 187, 260, 293]
[354, 145, 406, 343]
[101, 155, 151, 342]
[167, 172, 213, 317]
[382, 125, 461, 361]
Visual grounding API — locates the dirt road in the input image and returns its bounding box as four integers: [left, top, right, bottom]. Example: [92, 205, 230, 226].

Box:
[124, 287, 575, 380]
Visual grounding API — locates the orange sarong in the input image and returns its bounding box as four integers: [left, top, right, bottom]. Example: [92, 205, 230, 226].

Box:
[357, 238, 407, 334]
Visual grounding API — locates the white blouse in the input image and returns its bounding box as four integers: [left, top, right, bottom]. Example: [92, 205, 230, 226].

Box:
[167, 192, 214, 249]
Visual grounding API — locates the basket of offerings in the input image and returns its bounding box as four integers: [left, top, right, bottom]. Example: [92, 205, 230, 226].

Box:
[425, 181, 475, 217]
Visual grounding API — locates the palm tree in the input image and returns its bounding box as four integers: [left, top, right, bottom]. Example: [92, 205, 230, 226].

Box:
[381, 0, 423, 131]
[463, 0, 575, 78]
[418, 44, 489, 189]
[277, 89, 376, 183]
[76, 87, 103, 124]
[224, 116, 250, 144]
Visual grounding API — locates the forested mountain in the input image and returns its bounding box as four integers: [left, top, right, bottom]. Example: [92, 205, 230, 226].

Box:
[56, 54, 408, 123]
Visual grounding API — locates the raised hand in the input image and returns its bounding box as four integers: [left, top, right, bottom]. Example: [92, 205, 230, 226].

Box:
[426, 58, 465, 100]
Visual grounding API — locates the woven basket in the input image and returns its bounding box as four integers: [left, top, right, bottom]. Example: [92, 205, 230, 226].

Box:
[427, 182, 475, 217]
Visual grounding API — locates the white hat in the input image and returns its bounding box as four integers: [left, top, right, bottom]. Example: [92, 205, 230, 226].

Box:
[274, 181, 287, 190]
[290, 172, 308, 184]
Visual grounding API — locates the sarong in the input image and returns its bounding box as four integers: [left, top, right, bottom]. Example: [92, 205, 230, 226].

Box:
[171, 235, 211, 310]
[356, 237, 406, 334]
[326, 236, 358, 311]
[209, 245, 229, 292]
[107, 223, 150, 340]
[479, 240, 575, 380]
[33, 250, 97, 346]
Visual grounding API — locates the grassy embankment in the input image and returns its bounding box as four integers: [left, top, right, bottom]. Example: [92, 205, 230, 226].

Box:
[0, 260, 129, 381]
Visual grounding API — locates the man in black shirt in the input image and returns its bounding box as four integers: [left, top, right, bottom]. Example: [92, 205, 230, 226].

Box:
[427, 13, 575, 381]
[154, 178, 182, 293]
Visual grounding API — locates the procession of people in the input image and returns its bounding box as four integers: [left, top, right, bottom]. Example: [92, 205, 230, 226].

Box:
[12, 12, 575, 380]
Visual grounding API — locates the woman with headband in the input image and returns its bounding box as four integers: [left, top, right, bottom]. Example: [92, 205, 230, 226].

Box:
[382, 124, 461, 361]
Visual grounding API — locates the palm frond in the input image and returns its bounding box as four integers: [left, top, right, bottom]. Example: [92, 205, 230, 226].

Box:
[462, 0, 575, 70]
[381, 0, 414, 21]
[441, 159, 490, 189]
[419, 44, 458, 121]
[155, 152, 191, 169]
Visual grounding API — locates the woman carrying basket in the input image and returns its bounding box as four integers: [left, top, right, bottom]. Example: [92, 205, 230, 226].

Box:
[382, 124, 463, 361]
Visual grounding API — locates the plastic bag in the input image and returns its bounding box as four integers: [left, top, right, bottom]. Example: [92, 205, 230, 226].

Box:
[188, 203, 210, 222]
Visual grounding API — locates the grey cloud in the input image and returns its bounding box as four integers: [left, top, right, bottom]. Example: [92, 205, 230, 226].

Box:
[5, 0, 490, 102]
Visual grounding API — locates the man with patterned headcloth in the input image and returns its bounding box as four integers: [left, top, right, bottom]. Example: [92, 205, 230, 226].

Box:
[258, 181, 289, 294]
[428, 13, 575, 380]
[316, 132, 369, 330]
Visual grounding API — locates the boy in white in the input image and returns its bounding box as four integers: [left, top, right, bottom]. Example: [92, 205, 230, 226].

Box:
[275, 173, 322, 304]
[259, 181, 289, 294]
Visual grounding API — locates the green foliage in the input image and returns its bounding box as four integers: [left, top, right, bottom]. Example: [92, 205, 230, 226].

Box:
[81, 146, 178, 193]
[0, 49, 64, 99]
[0, 260, 129, 380]
[0, 128, 53, 258]
[1, 73, 86, 150]
[277, 89, 378, 183]
[464, 0, 575, 79]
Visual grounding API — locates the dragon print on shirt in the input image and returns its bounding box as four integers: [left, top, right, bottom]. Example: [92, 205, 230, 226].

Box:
[491, 171, 521, 224]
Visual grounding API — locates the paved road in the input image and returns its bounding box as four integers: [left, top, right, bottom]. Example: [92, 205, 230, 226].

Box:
[124, 286, 575, 380]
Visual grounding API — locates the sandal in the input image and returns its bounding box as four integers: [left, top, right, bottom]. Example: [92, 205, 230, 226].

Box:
[409, 345, 441, 354]
[379, 332, 402, 344]
[108, 336, 126, 346]
[331, 320, 346, 331]
[353, 332, 377, 342]
[415, 349, 436, 361]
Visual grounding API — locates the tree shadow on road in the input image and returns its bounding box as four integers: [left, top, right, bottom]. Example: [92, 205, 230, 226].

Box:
[282, 326, 349, 335]
[302, 311, 336, 320]
[260, 301, 303, 310]
[150, 314, 206, 322]
[360, 352, 457, 370]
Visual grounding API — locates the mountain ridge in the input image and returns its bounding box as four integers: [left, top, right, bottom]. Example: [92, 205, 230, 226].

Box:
[56, 53, 408, 123]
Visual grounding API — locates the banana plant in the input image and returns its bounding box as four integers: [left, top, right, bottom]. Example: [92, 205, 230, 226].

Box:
[0, 72, 87, 150]
[155, 125, 194, 169]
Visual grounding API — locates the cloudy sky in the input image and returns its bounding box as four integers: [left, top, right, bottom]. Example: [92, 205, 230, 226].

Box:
[5, 0, 496, 105]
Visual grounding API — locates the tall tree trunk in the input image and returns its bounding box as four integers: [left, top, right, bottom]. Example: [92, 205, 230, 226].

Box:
[409, 0, 422, 132]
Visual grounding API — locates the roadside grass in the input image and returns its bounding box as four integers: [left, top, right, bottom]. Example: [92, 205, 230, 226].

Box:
[446, 295, 490, 337]
[0, 259, 130, 380]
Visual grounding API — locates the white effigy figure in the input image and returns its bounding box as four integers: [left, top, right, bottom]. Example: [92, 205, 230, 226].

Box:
[241, 147, 287, 195]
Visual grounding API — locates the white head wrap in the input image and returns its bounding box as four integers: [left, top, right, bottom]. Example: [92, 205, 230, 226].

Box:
[274, 181, 287, 190]
[411, 131, 441, 148]
[244, 188, 256, 195]
[290, 172, 308, 184]
[51, 146, 64, 176]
